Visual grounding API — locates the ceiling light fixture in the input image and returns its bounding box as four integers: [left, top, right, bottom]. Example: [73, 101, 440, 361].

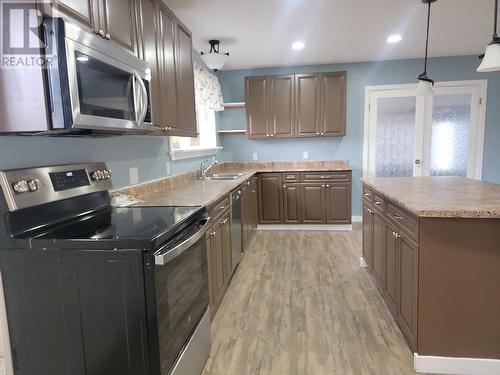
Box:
[416, 0, 437, 96]
[387, 34, 402, 44]
[477, 0, 500, 72]
[292, 41, 305, 50]
[200, 40, 229, 71]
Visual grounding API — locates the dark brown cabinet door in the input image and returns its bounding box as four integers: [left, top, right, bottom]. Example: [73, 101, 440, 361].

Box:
[325, 183, 351, 224]
[295, 74, 321, 137]
[157, 6, 178, 131]
[258, 174, 283, 224]
[398, 231, 417, 350]
[362, 203, 374, 270]
[174, 23, 197, 136]
[283, 184, 301, 224]
[246, 77, 269, 138]
[385, 221, 399, 314]
[221, 213, 232, 285]
[49, 0, 98, 31]
[373, 211, 386, 289]
[320, 72, 346, 137]
[300, 184, 325, 223]
[268, 75, 294, 138]
[99, 0, 137, 54]
[138, 0, 162, 128]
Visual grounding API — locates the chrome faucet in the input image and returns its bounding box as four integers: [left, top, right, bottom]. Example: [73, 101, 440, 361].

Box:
[200, 159, 218, 179]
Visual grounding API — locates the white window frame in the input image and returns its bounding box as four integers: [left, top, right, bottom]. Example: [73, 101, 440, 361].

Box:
[169, 104, 222, 161]
[363, 80, 488, 180]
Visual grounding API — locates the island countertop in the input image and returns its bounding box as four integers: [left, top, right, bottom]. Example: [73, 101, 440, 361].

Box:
[361, 176, 500, 219]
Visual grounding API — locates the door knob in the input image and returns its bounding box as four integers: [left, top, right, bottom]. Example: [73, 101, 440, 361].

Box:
[415, 159, 422, 165]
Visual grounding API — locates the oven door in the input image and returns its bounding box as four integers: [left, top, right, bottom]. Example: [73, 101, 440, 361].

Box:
[153, 216, 211, 375]
[45, 19, 153, 133]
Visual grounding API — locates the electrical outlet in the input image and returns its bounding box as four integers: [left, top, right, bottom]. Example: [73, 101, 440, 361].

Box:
[252, 152, 258, 161]
[129, 167, 139, 185]
[303, 151, 309, 160]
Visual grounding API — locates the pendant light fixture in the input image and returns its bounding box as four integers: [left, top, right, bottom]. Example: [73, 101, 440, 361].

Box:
[477, 0, 500, 72]
[416, 0, 437, 96]
[200, 40, 229, 71]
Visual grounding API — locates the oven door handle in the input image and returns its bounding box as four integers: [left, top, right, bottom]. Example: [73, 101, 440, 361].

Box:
[154, 217, 211, 266]
[134, 71, 148, 125]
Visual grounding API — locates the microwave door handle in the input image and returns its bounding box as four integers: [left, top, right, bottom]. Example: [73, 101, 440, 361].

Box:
[134, 72, 148, 124]
[154, 217, 211, 266]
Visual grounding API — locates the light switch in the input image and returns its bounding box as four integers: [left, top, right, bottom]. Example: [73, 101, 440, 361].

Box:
[303, 151, 309, 160]
[129, 167, 139, 185]
[252, 152, 258, 161]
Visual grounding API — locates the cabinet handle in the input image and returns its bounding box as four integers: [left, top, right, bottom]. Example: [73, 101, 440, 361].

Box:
[364, 193, 371, 197]
[393, 214, 403, 220]
[374, 201, 383, 205]
[367, 208, 374, 214]
[283, 185, 286, 189]
[326, 184, 330, 188]
[321, 133, 325, 136]
[316, 132, 320, 136]
[219, 205, 225, 210]
[270, 134, 274, 137]
[105, 33, 111, 40]
[98, 29, 105, 38]
[321, 184, 326, 188]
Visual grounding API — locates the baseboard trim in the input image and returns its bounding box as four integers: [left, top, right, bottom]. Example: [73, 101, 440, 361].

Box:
[257, 224, 352, 231]
[414, 353, 500, 375]
[352, 215, 362, 223]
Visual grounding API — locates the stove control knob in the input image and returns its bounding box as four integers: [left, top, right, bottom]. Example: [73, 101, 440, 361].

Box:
[102, 170, 110, 179]
[27, 179, 41, 192]
[12, 180, 29, 194]
[106, 169, 112, 179]
[91, 171, 102, 181]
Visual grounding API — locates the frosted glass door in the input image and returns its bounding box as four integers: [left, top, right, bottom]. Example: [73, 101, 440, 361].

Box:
[429, 94, 472, 177]
[375, 97, 417, 177]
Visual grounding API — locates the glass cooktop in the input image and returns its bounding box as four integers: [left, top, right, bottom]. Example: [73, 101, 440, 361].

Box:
[24, 206, 204, 250]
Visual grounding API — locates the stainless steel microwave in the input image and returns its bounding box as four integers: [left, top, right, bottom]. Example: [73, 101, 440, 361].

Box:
[42, 17, 153, 134]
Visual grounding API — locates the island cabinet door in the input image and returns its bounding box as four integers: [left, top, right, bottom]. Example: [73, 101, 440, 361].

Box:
[397, 231, 418, 350]
[258, 174, 283, 224]
[362, 203, 374, 270]
[372, 211, 386, 290]
[325, 183, 351, 224]
[282, 184, 301, 223]
[300, 184, 326, 223]
[385, 220, 399, 315]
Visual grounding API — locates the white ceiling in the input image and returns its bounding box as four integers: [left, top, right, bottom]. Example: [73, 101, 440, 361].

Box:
[163, 0, 494, 70]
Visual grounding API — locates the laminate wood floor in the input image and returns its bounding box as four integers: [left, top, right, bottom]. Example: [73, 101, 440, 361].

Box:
[202, 226, 431, 375]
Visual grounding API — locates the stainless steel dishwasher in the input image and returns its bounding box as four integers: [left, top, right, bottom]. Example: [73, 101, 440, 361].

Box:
[230, 188, 242, 272]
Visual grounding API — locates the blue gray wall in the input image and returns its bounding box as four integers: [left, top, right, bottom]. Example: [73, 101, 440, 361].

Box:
[0, 52, 218, 189]
[217, 56, 500, 215]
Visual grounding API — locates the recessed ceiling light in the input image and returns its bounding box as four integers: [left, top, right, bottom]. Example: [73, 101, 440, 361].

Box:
[387, 34, 402, 44]
[292, 41, 305, 50]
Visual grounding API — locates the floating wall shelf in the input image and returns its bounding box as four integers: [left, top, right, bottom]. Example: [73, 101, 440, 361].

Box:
[222, 102, 246, 109]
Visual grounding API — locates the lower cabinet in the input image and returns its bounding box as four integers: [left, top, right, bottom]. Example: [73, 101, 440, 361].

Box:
[206, 208, 232, 319]
[259, 172, 352, 225]
[362, 190, 418, 351]
[242, 178, 258, 251]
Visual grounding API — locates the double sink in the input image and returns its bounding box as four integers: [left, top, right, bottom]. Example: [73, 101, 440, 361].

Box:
[202, 173, 244, 181]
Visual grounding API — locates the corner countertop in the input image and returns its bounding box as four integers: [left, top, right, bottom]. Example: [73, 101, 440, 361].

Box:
[121, 161, 352, 209]
[361, 176, 500, 219]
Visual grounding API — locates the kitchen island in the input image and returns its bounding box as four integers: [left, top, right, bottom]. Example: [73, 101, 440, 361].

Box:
[361, 176, 500, 374]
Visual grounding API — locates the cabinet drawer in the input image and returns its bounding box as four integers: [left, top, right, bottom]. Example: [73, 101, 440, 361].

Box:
[208, 196, 230, 221]
[363, 186, 374, 202]
[301, 171, 351, 182]
[283, 173, 299, 182]
[372, 194, 386, 212]
[386, 203, 419, 240]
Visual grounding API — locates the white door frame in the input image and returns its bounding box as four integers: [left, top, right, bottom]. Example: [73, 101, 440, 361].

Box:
[363, 80, 488, 179]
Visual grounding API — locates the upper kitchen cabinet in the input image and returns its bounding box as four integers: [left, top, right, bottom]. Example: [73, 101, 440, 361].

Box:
[47, 0, 139, 55]
[246, 71, 346, 139]
[246, 75, 295, 139]
[138, 0, 197, 137]
[320, 72, 346, 136]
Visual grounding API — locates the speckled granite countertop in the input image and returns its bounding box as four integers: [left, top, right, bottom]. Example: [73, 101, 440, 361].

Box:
[118, 161, 352, 208]
[361, 176, 500, 219]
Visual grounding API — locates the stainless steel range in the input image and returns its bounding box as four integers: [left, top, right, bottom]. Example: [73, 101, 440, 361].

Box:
[0, 163, 211, 375]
